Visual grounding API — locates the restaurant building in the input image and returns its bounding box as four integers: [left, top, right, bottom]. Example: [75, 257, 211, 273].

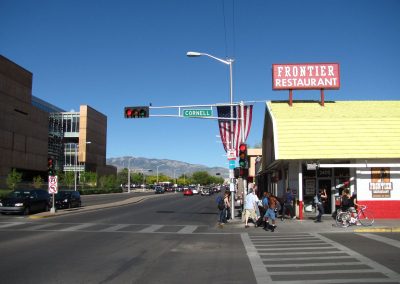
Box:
[257, 100, 400, 219]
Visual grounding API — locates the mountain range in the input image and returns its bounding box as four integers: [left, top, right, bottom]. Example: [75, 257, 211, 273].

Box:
[106, 156, 229, 178]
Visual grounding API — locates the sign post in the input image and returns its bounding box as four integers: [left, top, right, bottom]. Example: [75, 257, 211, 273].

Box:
[48, 176, 58, 214]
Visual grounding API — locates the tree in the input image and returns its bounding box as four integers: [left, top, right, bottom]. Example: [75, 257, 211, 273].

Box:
[60, 171, 75, 189]
[32, 176, 43, 189]
[98, 175, 118, 189]
[191, 171, 211, 185]
[6, 169, 22, 190]
[80, 171, 97, 187]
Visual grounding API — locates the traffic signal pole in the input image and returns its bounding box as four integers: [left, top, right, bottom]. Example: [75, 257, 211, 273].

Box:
[240, 102, 248, 210]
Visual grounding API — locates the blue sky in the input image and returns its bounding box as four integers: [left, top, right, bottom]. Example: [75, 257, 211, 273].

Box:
[1, 0, 399, 168]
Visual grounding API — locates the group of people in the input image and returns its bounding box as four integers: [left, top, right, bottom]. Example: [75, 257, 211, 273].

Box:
[217, 184, 359, 228]
[314, 187, 358, 223]
[242, 187, 296, 232]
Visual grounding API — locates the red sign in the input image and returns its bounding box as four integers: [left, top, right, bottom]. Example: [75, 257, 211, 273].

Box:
[272, 63, 340, 90]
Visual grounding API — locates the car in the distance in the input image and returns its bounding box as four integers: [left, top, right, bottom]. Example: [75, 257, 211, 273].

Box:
[54, 190, 81, 209]
[0, 189, 51, 215]
[201, 187, 211, 196]
[155, 186, 165, 194]
[183, 188, 193, 196]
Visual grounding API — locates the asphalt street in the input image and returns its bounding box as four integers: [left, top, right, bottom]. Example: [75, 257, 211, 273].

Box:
[0, 193, 399, 284]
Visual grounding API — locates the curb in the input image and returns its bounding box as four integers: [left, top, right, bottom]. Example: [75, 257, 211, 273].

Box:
[354, 227, 400, 233]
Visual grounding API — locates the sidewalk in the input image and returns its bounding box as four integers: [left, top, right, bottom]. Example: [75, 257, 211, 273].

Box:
[216, 215, 400, 234]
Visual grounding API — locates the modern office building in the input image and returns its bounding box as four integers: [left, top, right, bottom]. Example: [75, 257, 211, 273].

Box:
[0, 55, 115, 188]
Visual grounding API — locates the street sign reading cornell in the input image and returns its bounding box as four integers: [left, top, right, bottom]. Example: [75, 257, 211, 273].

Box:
[183, 109, 213, 117]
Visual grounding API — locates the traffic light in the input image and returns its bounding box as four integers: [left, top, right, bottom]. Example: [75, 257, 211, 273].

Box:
[48, 158, 55, 176]
[238, 143, 248, 168]
[124, 106, 149, 118]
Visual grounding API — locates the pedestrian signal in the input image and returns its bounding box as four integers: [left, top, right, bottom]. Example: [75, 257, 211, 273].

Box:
[124, 106, 149, 118]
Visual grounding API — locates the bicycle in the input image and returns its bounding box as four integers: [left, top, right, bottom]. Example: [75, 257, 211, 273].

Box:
[335, 205, 374, 227]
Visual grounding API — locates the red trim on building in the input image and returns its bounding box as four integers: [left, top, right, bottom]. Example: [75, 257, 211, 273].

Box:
[360, 200, 400, 219]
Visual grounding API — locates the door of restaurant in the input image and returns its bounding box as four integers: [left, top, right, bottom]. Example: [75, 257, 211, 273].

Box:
[318, 179, 332, 214]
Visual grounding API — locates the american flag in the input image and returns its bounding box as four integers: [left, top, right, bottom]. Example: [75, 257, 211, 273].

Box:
[217, 105, 253, 157]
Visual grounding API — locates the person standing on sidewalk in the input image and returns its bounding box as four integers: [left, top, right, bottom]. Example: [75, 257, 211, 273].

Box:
[315, 188, 327, 222]
[281, 188, 296, 220]
[244, 188, 258, 228]
[224, 191, 231, 221]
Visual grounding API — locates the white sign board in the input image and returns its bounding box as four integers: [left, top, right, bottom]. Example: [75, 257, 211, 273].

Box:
[48, 176, 58, 194]
[227, 149, 236, 160]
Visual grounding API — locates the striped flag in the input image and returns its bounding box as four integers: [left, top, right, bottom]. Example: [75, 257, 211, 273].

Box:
[217, 105, 253, 157]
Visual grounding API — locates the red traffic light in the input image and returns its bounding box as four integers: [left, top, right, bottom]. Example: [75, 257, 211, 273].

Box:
[239, 144, 247, 152]
[238, 143, 248, 168]
[124, 106, 149, 118]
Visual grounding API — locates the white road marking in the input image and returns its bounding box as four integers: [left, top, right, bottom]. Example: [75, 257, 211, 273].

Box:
[357, 233, 400, 249]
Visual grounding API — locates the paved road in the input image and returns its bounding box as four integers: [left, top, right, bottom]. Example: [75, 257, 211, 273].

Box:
[0, 194, 399, 284]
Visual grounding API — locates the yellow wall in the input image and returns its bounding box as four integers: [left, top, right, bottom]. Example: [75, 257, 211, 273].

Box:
[268, 101, 400, 160]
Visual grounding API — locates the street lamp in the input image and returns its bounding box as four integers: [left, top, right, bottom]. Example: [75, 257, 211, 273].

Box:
[187, 51, 235, 220]
[156, 164, 165, 185]
[128, 157, 133, 193]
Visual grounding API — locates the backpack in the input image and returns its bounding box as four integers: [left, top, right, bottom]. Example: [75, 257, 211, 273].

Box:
[216, 196, 224, 210]
[313, 195, 319, 207]
[269, 196, 277, 209]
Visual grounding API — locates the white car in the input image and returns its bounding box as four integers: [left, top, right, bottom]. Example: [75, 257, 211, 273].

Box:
[191, 187, 199, 195]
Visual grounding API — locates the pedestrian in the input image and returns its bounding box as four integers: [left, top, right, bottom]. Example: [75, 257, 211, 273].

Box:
[263, 192, 278, 232]
[261, 192, 269, 229]
[314, 188, 327, 222]
[217, 192, 226, 225]
[224, 191, 231, 221]
[244, 188, 259, 228]
[281, 188, 296, 220]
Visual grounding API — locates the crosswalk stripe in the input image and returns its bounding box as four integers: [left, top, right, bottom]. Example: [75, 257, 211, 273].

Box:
[357, 233, 400, 249]
[139, 225, 163, 233]
[177, 225, 198, 234]
[59, 223, 96, 231]
[26, 223, 59, 230]
[99, 224, 131, 232]
[0, 222, 25, 228]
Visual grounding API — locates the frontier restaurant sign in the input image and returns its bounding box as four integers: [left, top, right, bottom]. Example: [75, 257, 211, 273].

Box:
[272, 63, 340, 90]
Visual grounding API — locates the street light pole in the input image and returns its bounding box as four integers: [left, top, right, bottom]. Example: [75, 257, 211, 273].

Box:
[187, 51, 236, 220]
[128, 157, 133, 193]
[157, 164, 164, 184]
[74, 144, 77, 191]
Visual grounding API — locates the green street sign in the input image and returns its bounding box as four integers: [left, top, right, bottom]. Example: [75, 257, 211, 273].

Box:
[183, 109, 213, 117]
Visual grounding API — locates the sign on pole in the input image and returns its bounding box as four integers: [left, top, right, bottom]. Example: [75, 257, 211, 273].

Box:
[183, 109, 213, 117]
[227, 149, 236, 160]
[48, 176, 58, 194]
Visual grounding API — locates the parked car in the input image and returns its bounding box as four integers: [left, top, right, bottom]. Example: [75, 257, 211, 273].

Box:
[183, 188, 193, 196]
[155, 186, 165, 194]
[54, 190, 81, 209]
[0, 189, 51, 215]
[191, 187, 199, 195]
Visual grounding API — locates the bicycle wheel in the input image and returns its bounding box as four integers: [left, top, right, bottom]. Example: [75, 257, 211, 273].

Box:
[358, 210, 374, 226]
[336, 211, 351, 228]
